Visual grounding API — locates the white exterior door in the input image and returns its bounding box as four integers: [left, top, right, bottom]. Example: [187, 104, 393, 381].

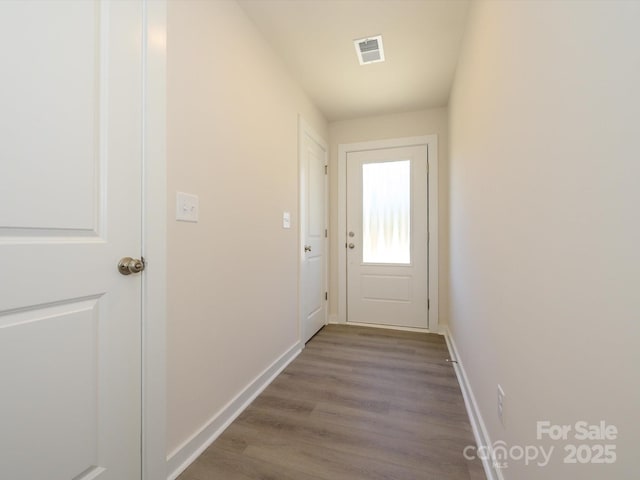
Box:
[300, 122, 327, 343]
[0, 2, 144, 479]
[346, 145, 429, 328]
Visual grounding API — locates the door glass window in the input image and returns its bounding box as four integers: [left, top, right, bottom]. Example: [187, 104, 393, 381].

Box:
[362, 160, 410, 264]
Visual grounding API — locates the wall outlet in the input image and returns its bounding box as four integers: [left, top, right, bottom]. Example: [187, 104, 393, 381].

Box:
[497, 384, 506, 427]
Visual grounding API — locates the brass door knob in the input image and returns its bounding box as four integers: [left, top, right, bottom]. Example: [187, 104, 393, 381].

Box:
[118, 257, 145, 275]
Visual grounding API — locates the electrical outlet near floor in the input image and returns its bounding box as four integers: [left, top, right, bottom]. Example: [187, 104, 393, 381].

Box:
[497, 384, 506, 427]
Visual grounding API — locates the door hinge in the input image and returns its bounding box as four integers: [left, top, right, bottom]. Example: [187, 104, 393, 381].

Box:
[325, 292, 328, 301]
[428, 299, 430, 310]
[324, 165, 328, 175]
[325, 228, 328, 238]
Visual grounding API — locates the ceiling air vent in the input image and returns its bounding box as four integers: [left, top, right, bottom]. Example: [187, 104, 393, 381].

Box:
[354, 35, 385, 65]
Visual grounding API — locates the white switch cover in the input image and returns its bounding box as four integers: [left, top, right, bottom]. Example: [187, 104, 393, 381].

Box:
[282, 211, 291, 229]
[176, 192, 199, 222]
[497, 384, 506, 427]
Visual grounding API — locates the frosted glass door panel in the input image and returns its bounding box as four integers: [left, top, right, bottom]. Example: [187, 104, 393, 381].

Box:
[362, 160, 410, 264]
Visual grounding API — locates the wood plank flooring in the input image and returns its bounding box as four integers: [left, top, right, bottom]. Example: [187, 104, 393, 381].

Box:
[178, 324, 486, 480]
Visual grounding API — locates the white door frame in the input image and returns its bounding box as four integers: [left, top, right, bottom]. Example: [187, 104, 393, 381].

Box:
[141, 1, 167, 479]
[337, 135, 438, 331]
[298, 116, 329, 345]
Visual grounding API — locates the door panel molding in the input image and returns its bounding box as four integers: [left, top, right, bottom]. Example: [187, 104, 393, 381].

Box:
[338, 135, 438, 331]
[298, 116, 328, 344]
[0, 1, 148, 478]
[0, 2, 167, 479]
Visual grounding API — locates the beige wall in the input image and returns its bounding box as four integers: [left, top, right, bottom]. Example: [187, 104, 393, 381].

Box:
[327, 108, 449, 325]
[166, 0, 327, 455]
[448, 1, 639, 478]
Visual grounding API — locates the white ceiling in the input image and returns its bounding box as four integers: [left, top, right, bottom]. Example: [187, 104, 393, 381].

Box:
[238, 0, 470, 121]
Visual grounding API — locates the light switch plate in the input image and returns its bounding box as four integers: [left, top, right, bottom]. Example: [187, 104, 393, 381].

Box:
[497, 384, 506, 427]
[283, 211, 291, 229]
[176, 192, 199, 222]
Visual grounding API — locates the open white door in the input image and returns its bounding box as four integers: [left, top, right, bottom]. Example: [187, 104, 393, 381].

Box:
[0, 2, 144, 479]
[346, 145, 429, 329]
[299, 119, 328, 343]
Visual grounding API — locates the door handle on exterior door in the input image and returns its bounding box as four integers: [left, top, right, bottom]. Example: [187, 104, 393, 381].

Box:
[118, 257, 145, 275]
[348, 243, 355, 249]
[304, 245, 312, 252]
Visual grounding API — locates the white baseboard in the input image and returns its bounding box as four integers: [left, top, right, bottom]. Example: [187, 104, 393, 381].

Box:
[444, 328, 504, 480]
[437, 322, 449, 335]
[166, 341, 303, 480]
[328, 313, 338, 324]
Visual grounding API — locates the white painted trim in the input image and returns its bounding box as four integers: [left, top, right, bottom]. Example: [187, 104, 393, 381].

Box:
[141, 2, 167, 480]
[337, 143, 348, 324]
[328, 313, 338, 324]
[299, 116, 328, 156]
[337, 136, 439, 330]
[166, 342, 303, 480]
[444, 328, 503, 480]
[427, 137, 439, 331]
[298, 116, 329, 343]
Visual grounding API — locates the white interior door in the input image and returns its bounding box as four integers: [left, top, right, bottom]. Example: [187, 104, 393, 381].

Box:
[346, 145, 429, 328]
[0, 2, 144, 479]
[300, 122, 327, 343]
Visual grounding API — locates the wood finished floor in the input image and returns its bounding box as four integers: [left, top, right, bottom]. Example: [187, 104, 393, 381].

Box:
[178, 324, 486, 480]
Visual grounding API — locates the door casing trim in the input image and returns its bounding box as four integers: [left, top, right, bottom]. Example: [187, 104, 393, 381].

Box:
[337, 135, 439, 331]
[141, 1, 167, 479]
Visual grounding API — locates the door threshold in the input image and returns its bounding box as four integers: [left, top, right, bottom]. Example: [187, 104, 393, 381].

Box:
[343, 321, 433, 334]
